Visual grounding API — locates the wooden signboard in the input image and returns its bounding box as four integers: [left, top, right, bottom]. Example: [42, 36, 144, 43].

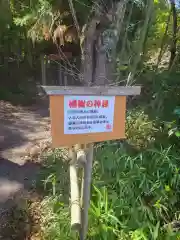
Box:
[42, 85, 141, 240]
[42, 86, 141, 147]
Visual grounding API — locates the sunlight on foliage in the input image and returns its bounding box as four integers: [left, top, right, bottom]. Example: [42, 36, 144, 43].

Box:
[126, 108, 157, 149]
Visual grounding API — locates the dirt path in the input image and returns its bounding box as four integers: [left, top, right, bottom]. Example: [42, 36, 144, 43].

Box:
[0, 99, 51, 213]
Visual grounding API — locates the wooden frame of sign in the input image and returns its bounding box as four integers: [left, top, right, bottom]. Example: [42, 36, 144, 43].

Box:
[42, 85, 141, 147]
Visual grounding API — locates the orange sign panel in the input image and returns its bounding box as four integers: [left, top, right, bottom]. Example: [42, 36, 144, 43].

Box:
[49, 95, 126, 147]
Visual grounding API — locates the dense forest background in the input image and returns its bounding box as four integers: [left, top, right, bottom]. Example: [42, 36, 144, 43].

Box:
[1, 0, 180, 239]
[1, 0, 180, 99]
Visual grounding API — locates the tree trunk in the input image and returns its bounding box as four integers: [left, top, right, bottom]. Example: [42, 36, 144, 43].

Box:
[81, 1, 127, 86]
[156, 10, 171, 71]
[169, 0, 177, 69]
[81, 18, 99, 86]
[128, 0, 154, 84]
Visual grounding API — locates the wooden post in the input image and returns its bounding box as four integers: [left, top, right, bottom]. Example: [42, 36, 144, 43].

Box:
[80, 144, 94, 240]
[64, 62, 68, 86]
[69, 147, 81, 230]
[41, 55, 46, 85]
[58, 61, 62, 86]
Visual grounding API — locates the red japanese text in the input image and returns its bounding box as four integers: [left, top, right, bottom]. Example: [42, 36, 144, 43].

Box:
[68, 99, 109, 108]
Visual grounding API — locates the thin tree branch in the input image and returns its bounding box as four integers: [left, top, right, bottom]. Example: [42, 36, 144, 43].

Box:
[155, 9, 171, 71]
[68, 0, 81, 38]
[169, 0, 178, 69]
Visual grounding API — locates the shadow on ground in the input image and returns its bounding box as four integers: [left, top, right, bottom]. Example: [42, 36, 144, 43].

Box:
[0, 98, 50, 154]
[0, 97, 50, 198]
[0, 157, 43, 240]
[0, 97, 50, 239]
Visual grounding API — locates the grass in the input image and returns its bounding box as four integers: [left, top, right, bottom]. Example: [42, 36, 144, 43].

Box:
[36, 141, 180, 240]
[32, 68, 180, 239]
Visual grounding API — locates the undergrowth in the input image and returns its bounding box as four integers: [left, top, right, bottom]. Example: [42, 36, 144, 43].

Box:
[37, 141, 180, 240]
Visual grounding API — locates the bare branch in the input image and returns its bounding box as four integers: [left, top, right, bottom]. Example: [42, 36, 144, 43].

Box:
[68, 0, 81, 37]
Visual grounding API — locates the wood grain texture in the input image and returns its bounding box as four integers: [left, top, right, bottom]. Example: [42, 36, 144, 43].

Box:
[80, 144, 93, 240]
[43, 85, 141, 96]
[49, 95, 126, 147]
[69, 162, 81, 230]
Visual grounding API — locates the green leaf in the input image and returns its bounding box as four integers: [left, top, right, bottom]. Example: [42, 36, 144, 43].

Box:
[153, 221, 160, 240]
[175, 131, 180, 137]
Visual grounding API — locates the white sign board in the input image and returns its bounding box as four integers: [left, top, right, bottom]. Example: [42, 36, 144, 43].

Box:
[64, 96, 115, 135]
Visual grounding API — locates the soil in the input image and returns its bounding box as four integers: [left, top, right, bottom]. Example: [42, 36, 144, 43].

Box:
[0, 97, 51, 239]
